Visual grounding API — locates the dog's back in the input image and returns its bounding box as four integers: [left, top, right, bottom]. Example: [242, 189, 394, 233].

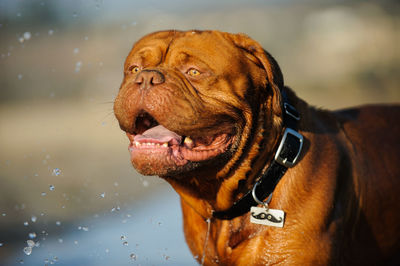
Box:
[334, 105, 400, 263]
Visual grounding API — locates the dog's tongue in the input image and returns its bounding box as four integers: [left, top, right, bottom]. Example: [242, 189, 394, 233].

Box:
[134, 125, 182, 145]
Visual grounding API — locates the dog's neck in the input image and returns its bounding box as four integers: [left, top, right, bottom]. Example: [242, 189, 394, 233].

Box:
[165, 89, 293, 220]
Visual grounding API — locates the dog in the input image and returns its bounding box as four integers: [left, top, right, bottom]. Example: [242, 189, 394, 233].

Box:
[114, 30, 400, 265]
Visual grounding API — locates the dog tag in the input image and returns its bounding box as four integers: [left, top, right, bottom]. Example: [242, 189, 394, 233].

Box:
[250, 206, 285, 228]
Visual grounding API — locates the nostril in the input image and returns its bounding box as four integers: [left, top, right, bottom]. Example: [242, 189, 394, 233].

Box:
[135, 70, 165, 89]
[150, 71, 165, 85]
[134, 74, 144, 84]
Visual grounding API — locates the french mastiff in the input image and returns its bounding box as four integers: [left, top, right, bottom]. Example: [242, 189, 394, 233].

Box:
[114, 30, 400, 265]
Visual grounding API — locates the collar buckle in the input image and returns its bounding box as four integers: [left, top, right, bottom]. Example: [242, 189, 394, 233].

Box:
[274, 128, 303, 168]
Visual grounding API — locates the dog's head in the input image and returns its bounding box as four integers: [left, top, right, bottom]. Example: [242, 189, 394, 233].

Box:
[114, 30, 284, 177]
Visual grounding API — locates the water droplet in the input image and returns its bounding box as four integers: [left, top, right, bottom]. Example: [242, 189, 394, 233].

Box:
[26, 240, 35, 247]
[100, 192, 105, 198]
[114, 182, 119, 187]
[111, 206, 120, 212]
[78, 226, 89, 231]
[120, 235, 127, 241]
[105, 248, 110, 253]
[84, 36, 89, 41]
[73, 48, 79, 54]
[48, 29, 54, 36]
[23, 246, 32, 255]
[72, 12, 78, 18]
[53, 256, 58, 262]
[122, 241, 128, 246]
[17, 12, 21, 17]
[29, 232, 36, 239]
[18, 37, 24, 43]
[130, 253, 137, 260]
[17, 74, 23, 80]
[31, 216, 37, 223]
[24, 221, 29, 226]
[23, 32, 31, 40]
[49, 185, 55, 191]
[58, 238, 63, 243]
[56, 221, 61, 226]
[75, 61, 82, 72]
[142, 180, 149, 187]
[74, 240, 78, 245]
[2, 213, 6, 216]
[41, 192, 47, 196]
[0, 243, 3, 247]
[52, 168, 61, 176]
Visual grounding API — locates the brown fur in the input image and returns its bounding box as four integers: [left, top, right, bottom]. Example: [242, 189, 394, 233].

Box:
[114, 30, 400, 265]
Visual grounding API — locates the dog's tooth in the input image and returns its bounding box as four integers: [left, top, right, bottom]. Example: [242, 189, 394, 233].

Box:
[155, 143, 160, 146]
[184, 137, 193, 144]
[162, 143, 168, 147]
[184, 137, 194, 148]
[135, 141, 140, 146]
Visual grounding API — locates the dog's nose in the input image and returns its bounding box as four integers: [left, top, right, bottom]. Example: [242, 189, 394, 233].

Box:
[134, 69, 165, 90]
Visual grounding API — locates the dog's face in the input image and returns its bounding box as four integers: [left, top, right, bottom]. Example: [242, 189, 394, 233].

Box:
[114, 30, 283, 177]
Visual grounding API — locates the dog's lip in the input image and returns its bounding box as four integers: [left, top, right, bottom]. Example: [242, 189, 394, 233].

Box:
[125, 126, 233, 164]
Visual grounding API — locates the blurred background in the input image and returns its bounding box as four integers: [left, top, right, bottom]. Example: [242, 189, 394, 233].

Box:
[0, 0, 399, 265]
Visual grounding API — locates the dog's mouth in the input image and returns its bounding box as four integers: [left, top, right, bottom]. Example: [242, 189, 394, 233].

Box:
[126, 111, 234, 174]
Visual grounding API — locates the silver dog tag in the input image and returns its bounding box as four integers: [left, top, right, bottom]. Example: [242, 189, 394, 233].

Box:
[250, 206, 285, 228]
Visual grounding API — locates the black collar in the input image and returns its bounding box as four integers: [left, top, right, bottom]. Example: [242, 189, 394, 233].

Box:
[212, 90, 304, 220]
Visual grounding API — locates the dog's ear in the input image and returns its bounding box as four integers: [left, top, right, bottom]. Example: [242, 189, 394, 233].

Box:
[224, 32, 284, 117]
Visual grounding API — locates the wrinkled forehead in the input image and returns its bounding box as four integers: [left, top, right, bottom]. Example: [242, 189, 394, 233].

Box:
[125, 30, 240, 68]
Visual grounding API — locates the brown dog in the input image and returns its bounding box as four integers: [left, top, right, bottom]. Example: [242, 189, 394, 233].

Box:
[114, 30, 400, 265]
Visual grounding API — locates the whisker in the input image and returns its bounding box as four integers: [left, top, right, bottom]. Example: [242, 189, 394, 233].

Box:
[101, 111, 115, 121]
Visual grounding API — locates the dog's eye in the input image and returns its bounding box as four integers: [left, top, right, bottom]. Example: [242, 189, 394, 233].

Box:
[187, 68, 201, 77]
[129, 66, 140, 74]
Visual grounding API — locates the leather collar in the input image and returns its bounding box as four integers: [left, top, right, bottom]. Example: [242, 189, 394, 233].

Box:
[212, 90, 304, 220]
